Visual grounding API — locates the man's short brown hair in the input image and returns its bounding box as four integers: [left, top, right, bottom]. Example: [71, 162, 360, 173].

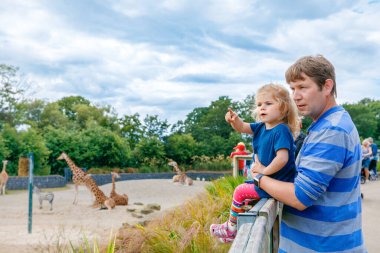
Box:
[285, 55, 337, 97]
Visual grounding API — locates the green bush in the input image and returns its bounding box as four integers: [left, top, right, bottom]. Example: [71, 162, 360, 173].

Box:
[191, 155, 231, 171]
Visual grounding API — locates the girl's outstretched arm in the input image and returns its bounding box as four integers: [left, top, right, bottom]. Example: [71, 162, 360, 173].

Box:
[225, 108, 253, 134]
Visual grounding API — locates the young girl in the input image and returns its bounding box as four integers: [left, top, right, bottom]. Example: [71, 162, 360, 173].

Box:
[210, 83, 299, 243]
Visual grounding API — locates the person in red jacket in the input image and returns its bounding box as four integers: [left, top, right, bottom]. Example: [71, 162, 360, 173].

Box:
[230, 142, 248, 176]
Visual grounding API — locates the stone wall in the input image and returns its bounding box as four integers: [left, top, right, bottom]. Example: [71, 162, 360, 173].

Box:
[5, 172, 230, 190]
[89, 172, 229, 185]
[7, 175, 67, 190]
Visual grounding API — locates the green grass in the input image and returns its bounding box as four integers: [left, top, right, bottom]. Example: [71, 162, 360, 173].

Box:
[111, 176, 245, 253]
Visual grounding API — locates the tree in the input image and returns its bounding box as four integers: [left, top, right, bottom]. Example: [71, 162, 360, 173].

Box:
[143, 115, 170, 140]
[165, 133, 197, 164]
[343, 103, 377, 139]
[184, 96, 234, 143]
[183, 107, 208, 140]
[0, 64, 25, 126]
[39, 102, 71, 130]
[57, 96, 91, 120]
[119, 113, 143, 149]
[235, 94, 256, 123]
[358, 98, 380, 140]
[43, 126, 75, 175]
[18, 127, 51, 175]
[17, 99, 46, 128]
[0, 124, 21, 175]
[170, 120, 185, 134]
[132, 136, 166, 169]
[0, 134, 10, 163]
[74, 103, 104, 129]
[75, 126, 131, 168]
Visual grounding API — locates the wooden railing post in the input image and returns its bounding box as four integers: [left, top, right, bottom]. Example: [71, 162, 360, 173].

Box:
[232, 155, 252, 178]
[229, 198, 283, 253]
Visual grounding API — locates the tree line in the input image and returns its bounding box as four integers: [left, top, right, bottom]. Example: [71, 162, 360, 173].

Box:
[1, 64, 379, 175]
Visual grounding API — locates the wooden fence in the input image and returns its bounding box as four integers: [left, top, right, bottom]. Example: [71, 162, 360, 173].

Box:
[232, 154, 252, 177]
[231, 155, 282, 253]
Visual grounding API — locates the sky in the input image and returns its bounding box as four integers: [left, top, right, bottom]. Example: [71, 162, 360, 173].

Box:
[1, 0, 380, 124]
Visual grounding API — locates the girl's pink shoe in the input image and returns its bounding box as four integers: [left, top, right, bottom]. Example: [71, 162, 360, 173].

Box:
[210, 221, 236, 241]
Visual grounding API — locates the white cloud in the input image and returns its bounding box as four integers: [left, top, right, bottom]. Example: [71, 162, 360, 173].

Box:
[1, 0, 379, 124]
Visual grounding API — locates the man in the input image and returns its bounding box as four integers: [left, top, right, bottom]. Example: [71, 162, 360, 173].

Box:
[368, 137, 378, 177]
[252, 55, 365, 252]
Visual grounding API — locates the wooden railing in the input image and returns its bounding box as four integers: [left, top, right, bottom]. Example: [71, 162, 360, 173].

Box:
[229, 198, 282, 253]
[232, 155, 252, 178]
[231, 154, 282, 252]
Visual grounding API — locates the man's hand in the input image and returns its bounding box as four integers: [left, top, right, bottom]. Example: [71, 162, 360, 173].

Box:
[250, 154, 266, 177]
[225, 108, 238, 124]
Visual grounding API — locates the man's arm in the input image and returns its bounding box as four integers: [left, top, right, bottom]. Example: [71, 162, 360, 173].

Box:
[252, 149, 288, 175]
[251, 155, 307, 211]
[258, 176, 307, 211]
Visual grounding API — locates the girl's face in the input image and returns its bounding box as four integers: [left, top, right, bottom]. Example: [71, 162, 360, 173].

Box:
[256, 92, 284, 128]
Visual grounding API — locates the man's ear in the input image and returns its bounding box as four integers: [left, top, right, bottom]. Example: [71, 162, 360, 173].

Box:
[323, 79, 334, 96]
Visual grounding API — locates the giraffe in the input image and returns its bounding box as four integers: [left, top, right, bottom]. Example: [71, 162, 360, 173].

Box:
[57, 152, 88, 205]
[169, 161, 181, 183]
[0, 160, 9, 195]
[109, 172, 128, 206]
[168, 161, 193, 186]
[84, 174, 115, 210]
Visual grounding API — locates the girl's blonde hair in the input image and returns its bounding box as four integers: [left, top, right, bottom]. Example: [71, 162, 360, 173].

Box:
[253, 83, 300, 138]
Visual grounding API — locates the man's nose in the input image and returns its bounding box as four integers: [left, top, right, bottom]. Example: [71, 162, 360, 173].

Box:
[293, 90, 301, 100]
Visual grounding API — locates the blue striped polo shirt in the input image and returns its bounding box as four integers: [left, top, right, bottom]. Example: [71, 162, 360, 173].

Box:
[280, 106, 366, 253]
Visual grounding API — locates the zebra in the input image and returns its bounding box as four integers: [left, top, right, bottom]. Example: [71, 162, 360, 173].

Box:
[33, 185, 54, 211]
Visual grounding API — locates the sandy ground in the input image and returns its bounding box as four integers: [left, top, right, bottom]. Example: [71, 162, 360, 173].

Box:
[0, 178, 379, 253]
[361, 178, 380, 252]
[0, 179, 210, 253]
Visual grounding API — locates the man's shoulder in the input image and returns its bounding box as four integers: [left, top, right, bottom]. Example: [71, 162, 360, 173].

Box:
[318, 108, 356, 135]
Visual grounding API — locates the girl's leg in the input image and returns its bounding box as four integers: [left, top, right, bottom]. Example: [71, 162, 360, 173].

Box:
[228, 183, 260, 231]
[210, 183, 259, 240]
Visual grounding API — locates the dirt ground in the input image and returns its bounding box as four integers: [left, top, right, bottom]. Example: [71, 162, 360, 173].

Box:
[361, 178, 380, 252]
[1, 178, 378, 253]
[0, 179, 211, 253]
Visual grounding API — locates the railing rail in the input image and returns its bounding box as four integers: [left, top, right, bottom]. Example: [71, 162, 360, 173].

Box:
[231, 155, 281, 253]
[229, 198, 282, 253]
[232, 155, 252, 177]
